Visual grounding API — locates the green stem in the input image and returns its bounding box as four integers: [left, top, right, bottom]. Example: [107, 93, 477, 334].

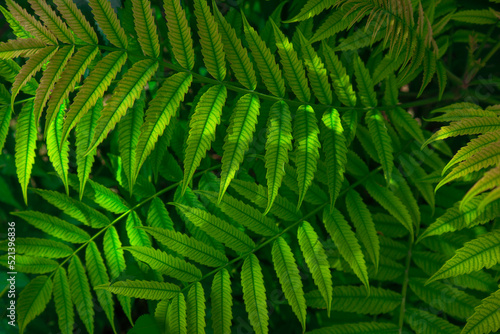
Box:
[398, 234, 414, 333]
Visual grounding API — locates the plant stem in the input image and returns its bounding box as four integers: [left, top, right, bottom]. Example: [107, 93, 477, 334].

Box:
[398, 234, 414, 333]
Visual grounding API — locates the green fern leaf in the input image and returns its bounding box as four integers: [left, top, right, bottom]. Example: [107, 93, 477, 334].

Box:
[86, 241, 116, 332]
[0, 38, 47, 59]
[478, 186, 500, 212]
[242, 14, 285, 98]
[28, 0, 74, 44]
[88, 59, 159, 153]
[6, 0, 57, 44]
[409, 278, 480, 319]
[321, 42, 357, 107]
[46, 106, 70, 193]
[135, 72, 192, 184]
[44, 45, 98, 133]
[271, 19, 311, 102]
[12, 211, 90, 243]
[230, 179, 301, 222]
[241, 254, 269, 334]
[11, 46, 57, 106]
[452, 9, 499, 25]
[264, 101, 293, 213]
[0, 5, 33, 39]
[97, 280, 180, 300]
[321, 108, 347, 208]
[132, 0, 160, 58]
[140, 226, 228, 267]
[175, 203, 255, 253]
[53, 0, 98, 44]
[298, 32, 333, 105]
[0, 104, 11, 152]
[0, 255, 58, 273]
[405, 308, 461, 334]
[33, 45, 74, 122]
[272, 236, 307, 332]
[306, 322, 398, 334]
[389, 106, 426, 144]
[182, 85, 227, 195]
[294, 105, 320, 209]
[213, 2, 257, 90]
[88, 0, 128, 48]
[69, 255, 94, 334]
[17, 275, 53, 334]
[126, 211, 153, 247]
[462, 288, 500, 334]
[345, 190, 380, 270]
[462, 165, 500, 209]
[147, 197, 174, 230]
[15, 101, 36, 204]
[187, 282, 206, 334]
[323, 207, 369, 289]
[53, 267, 74, 334]
[428, 231, 500, 284]
[366, 110, 393, 183]
[219, 94, 260, 201]
[211, 268, 233, 334]
[197, 190, 279, 236]
[283, 164, 328, 205]
[194, 0, 226, 80]
[390, 168, 421, 226]
[62, 51, 128, 144]
[168, 292, 187, 334]
[0, 237, 72, 258]
[365, 178, 414, 240]
[310, 4, 359, 43]
[163, 0, 194, 70]
[298, 221, 333, 316]
[353, 55, 377, 108]
[436, 60, 447, 100]
[285, 0, 336, 22]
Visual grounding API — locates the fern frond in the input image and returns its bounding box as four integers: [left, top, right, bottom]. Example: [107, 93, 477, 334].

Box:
[46, 106, 70, 193]
[194, 0, 226, 81]
[272, 236, 307, 332]
[33, 45, 74, 122]
[15, 101, 36, 204]
[462, 288, 500, 334]
[219, 94, 260, 201]
[405, 308, 461, 334]
[294, 105, 320, 209]
[353, 55, 377, 108]
[409, 278, 480, 319]
[6, 0, 57, 44]
[88, 0, 128, 48]
[182, 85, 227, 195]
[211, 268, 233, 334]
[103, 226, 126, 280]
[427, 230, 500, 284]
[17, 275, 53, 334]
[53, 267, 74, 334]
[346, 190, 380, 270]
[230, 179, 301, 222]
[0, 237, 72, 258]
[132, 0, 160, 58]
[126, 211, 152, 247]
[242, 14, 285, 98]
[175, 203, 255, 253]
[97, 280, 180, 300]
[321, 108, 348, 208]
[365, 178, 414, 240]
[62, 51, 128, 143]
[264, 101, 293, 213]
[366, 110, 394, 183]
[462, 165, 500, 209]
[321, 42, 357, 107]
[0, 5, 33, 39]
[68, 255, 94, 334]
[28, 0, 74, 44]
[271, 19, 310, 102]
[187, 282, 206, 334]
[323, 207, 369, 289]
[389, 106, 426, 144]
[306, 286, 401, 314]
[452, 9, 499, 25]
[135, 72, 192, 184]
[147, 198, 174, 230]
[197, 190, 279, 236]
[119, 96, 144, 187]
[140, 226, 228, 267]
[285, 0, 336, 22]
[167, 292, 187, 334]
[242, 254, 269, 334]
[283, 164, 328, 205]
[163, 0, 194, 70]
[85, 241, 116, 332]
[306, 322, 398, 334]
[310, 4, 359, 43]
[298, 221, 333, 316]
[0, 38, 47, 60]
[53, 0, 98, 44]
[87, 59, 158, 153]
[0, 254, 58, 273]
[13, 211, 90, 243]
[213, 2, 257, 90]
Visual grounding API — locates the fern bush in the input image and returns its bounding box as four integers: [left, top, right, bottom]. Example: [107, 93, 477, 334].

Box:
[1, 0, 500, 333]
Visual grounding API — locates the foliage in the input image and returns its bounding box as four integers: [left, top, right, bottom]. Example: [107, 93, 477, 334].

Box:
[1, 0, 500, 333]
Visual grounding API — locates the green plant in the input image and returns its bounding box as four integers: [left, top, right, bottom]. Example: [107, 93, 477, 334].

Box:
[0, 0, 500, 333]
